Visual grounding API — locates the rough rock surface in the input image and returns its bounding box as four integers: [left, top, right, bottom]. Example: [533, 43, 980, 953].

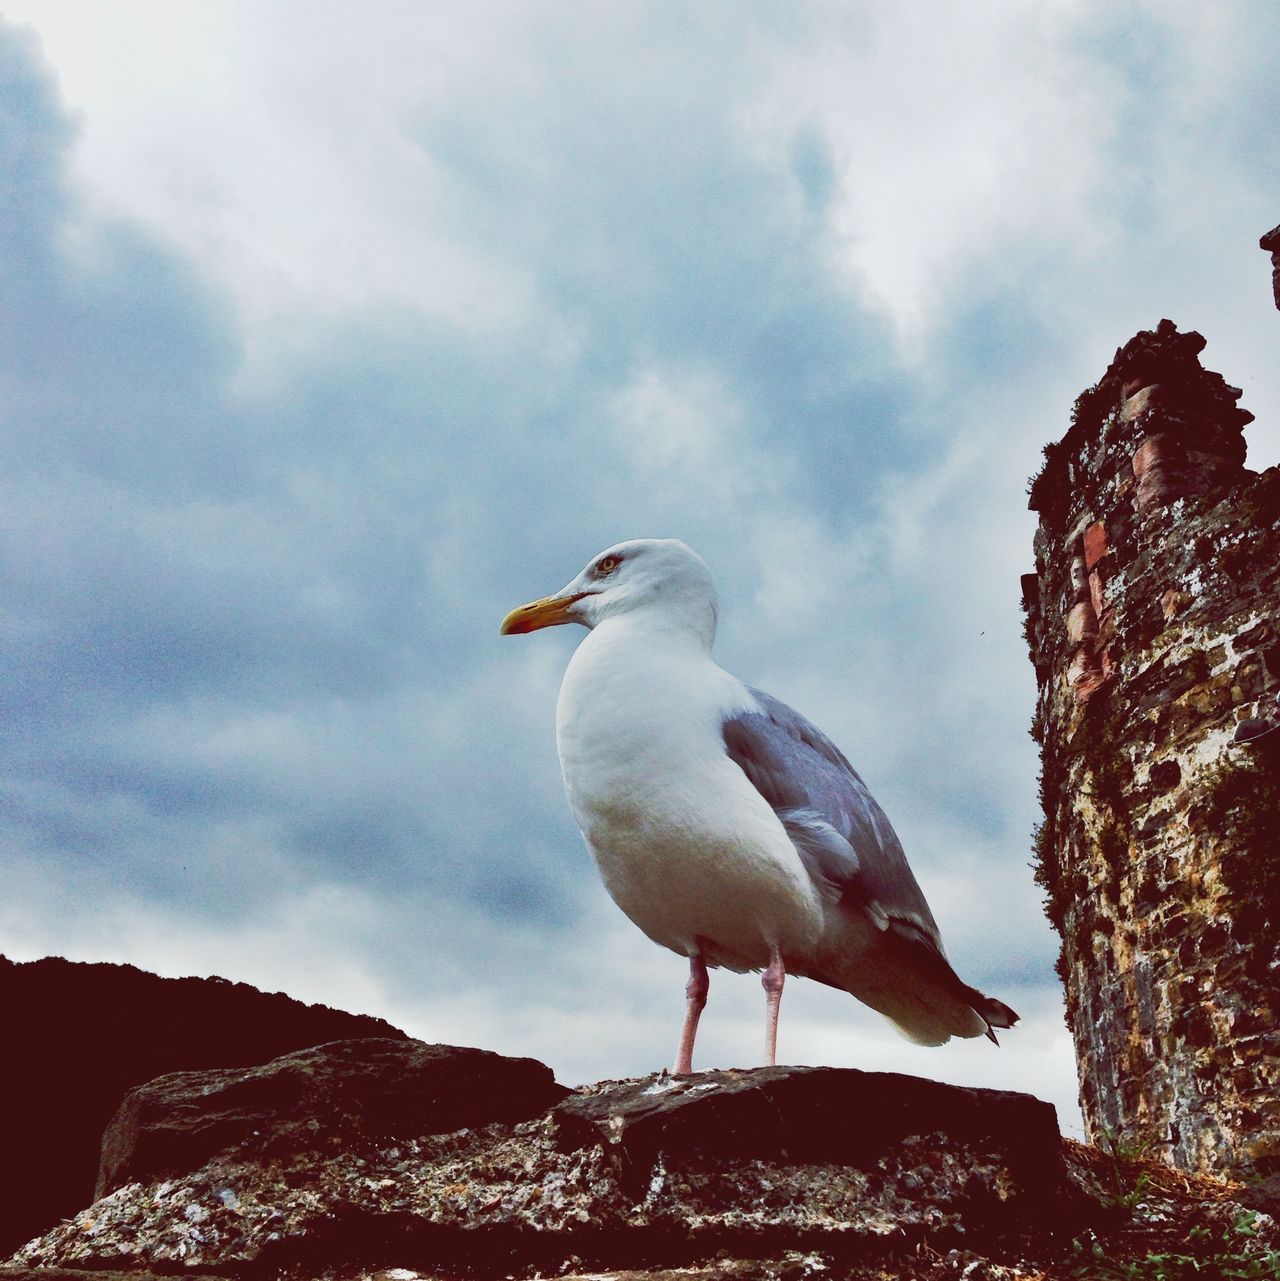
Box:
[551, 1067, 1061, 1206]
[10, 1039, 1280, 1279]
[0, 1272, 238, 1281]
[0, 955, 407, 1255]
[16, 1049, 1078, 1277]
[97, 1039, 569, 1199]
[1023, 319, 1280, 1179]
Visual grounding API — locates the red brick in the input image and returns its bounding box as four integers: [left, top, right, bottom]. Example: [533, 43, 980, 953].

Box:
[1083, 520, 1109, 570]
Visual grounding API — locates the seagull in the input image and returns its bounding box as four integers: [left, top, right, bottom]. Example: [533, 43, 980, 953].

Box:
[501, 539, 1017, 1074]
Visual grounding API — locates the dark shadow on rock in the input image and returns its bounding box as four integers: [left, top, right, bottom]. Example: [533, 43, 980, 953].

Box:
[0, 954, 407, 1255]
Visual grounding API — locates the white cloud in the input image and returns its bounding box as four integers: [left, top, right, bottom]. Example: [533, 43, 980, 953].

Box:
[5, 0, 539, 354]
[610, 367, 742, 481]
[0, 877, 398, 1022]
[2, 2, 1117, 360]
[740, 2, 1120, 344]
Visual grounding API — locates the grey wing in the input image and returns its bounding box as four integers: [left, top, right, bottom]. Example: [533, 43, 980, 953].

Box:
[721, 685, 943, 954]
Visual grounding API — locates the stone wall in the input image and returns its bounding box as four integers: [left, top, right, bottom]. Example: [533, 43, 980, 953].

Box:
[1022, 319, 1280, 1179]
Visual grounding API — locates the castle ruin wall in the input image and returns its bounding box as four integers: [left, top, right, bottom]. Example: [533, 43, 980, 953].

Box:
[1023, 319, 1280, 1179]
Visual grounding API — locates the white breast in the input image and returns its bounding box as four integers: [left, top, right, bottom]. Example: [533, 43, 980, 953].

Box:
[555, 617, 823, 971]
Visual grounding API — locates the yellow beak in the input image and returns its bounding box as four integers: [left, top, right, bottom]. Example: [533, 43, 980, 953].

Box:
[499, 591, 589, 635]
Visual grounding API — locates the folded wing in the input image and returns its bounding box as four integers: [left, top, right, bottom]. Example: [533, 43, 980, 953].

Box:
[722, 686, 1017, 1044]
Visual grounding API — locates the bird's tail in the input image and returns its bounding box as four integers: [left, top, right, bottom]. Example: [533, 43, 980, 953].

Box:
[881, 920, 1021, 1046]
[811, 914, 1022, 1047]
[964, 989, 1020, 1044]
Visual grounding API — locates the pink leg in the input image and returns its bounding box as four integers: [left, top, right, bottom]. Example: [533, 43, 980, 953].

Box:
[762, 947, 786, 1066]
[674, 954, 709, 1075]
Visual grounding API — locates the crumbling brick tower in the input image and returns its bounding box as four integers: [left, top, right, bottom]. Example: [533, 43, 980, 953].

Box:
[1022, 319, 1280, 1179]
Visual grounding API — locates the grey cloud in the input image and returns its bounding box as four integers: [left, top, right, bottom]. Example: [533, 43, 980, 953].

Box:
[10, 4, 1276, 1137]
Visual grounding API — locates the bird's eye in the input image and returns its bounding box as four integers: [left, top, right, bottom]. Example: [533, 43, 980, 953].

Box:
[595, 555, 620, 576]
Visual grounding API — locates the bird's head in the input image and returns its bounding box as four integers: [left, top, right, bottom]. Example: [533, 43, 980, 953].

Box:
[500, 538, 718, 643]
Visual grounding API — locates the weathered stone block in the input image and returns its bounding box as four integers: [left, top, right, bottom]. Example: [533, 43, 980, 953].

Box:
[1070, 555, 1089, 600]
[1133, 434, 1198, 512]
[97, 1039, 568, 1199]
[1067, 649, 1103, 699]
[1235, 620, 1274, 652]
[15, 1064, 1089, 1279]
[553, 1066, 1060, 1187]
[0, 1271, 237, 1281]
[1089, 570, 1109, 619]
[1121, 383, 1162, 422]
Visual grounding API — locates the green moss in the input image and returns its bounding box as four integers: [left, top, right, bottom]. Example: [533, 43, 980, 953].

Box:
[1029, 704, 1046, 746]
[1197, 753, 1280, 949]
[1031, 694, 1137, 962]
[1072, 1210, 1280, 1280]
[1026, 440, 1060, 498]
[1026, 380, 1118, 501]
[1027, 377, 1122, 513]
[1076, 697, 1135, 846]
[1071, 378, 1114, 435]
[1053, 943, 1071, 989]
[1031, 745, 1065, 933]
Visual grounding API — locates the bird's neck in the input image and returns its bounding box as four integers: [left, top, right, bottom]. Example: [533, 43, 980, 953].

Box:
[590, 598, 717, 656]
[557, 605, 738, 789]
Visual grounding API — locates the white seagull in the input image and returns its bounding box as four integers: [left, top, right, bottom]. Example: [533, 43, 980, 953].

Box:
[501, 539, 1017, 1074]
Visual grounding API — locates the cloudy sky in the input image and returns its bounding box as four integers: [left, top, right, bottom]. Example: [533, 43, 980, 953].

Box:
[3, 2, 1278, 1136]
